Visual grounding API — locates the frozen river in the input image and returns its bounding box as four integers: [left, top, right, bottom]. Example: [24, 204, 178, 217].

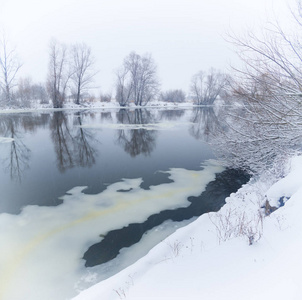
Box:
[0, 108, 249, 300]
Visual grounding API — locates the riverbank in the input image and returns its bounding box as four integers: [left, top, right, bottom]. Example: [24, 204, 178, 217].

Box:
[73, 155, 302, 300]
[0, 100, 200, 114]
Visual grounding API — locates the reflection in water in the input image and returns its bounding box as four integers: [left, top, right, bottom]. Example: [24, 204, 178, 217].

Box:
[0, 116, 31, 182]
[50, 112, 97, 172]
[20, 114, 51, 133]
[50, 112, 74, 172]
[0, 109, 252, 300]
[116, 109, 157, 157]
[189, 107, 222, 141]
[74, 112, 97, 168]
[100, 111, 113, 122]
[159, 109, 185, 121]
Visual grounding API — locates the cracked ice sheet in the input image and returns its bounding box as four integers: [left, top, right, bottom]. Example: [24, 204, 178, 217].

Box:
[0, 159, 224, 300]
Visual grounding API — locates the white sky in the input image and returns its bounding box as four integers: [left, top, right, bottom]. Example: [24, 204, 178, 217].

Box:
[0, 0, 294, 95]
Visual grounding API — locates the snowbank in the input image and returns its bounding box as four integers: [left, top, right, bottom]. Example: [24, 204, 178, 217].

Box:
[0, 100, 202, 114]
[73, 155, 302, 300]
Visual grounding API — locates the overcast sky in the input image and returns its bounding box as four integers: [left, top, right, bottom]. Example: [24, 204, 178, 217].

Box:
[0, 0, 294, 95]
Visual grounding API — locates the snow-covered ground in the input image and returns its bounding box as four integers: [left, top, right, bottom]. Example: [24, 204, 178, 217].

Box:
[2, 100, 300, 299]
[73, 155, 302, 300]
[0, 100, 197, 113]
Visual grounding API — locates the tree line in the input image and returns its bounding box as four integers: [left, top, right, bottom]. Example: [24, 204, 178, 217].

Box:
[2, 0, 302, 175]
[0, 35, 230, 108]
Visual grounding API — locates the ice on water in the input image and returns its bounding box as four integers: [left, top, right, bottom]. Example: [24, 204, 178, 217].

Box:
[78, 121, 193, 131]
[0, 160, 224, 300]
[0, 137, 14, 143]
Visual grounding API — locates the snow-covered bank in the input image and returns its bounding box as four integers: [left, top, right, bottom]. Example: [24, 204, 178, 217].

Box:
[73, 155, 302, 300]
[0, 100, 197, 114]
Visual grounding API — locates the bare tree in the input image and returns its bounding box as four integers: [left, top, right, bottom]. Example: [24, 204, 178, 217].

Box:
[115, 66, 133, 106]
[31, 83, 48, 104]
[100, 92, 112, 102]
[115, 52, 160, 106]
[0, 33, 22, 105]
[14, 78, 49, 107]
[190, 69, 228, 105]
[16, 77, 33, 107]
[160, 89, 186, 103]
[47, 39, 72, 108]
[213, 0, 302, 174]
[70, 43, 97, 105]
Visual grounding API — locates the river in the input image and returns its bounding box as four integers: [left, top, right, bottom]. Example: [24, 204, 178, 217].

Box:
[0, 107, 249, 300]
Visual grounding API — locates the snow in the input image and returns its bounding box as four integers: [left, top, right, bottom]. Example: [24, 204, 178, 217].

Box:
[2, 102, 301, 299]
[0, 100, 197, 114]
[0, 160, 224, 300]
[73, 155, 302, 300]
[78, 122, 194, 131]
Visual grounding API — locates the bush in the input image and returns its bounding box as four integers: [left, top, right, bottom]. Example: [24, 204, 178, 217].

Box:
[100, 93, 112, 102]
[160, 89, 186, 103]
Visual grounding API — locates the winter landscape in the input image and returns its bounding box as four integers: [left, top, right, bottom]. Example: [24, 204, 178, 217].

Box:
[1, 0, 302, 299]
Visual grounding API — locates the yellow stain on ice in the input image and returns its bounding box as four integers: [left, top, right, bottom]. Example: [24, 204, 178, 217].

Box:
[0, 199, 129, 299]
[0, 178, 197, 299]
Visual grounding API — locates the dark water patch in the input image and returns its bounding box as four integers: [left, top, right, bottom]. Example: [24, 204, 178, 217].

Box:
[140, 171, 174, 190]
[117, 188, 133, 192]
[83, 168, 250, 267]
[278, 196, 288, 207]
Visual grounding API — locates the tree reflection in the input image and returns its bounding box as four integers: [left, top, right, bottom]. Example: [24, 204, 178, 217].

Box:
[100, 111, 113, 122]
[0, 116, 31, 182]
[74, 112, 97, 168]
[21, 114, 50, 132]
[158, 109, 185, 121]
[189, 107, 222, 141]
[50, 112, 74, 172]
[116, 109, 157, 157]
[50, 112, 97, 172]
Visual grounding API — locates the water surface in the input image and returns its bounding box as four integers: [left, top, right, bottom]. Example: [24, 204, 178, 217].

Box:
[0, 108, 249, 300]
